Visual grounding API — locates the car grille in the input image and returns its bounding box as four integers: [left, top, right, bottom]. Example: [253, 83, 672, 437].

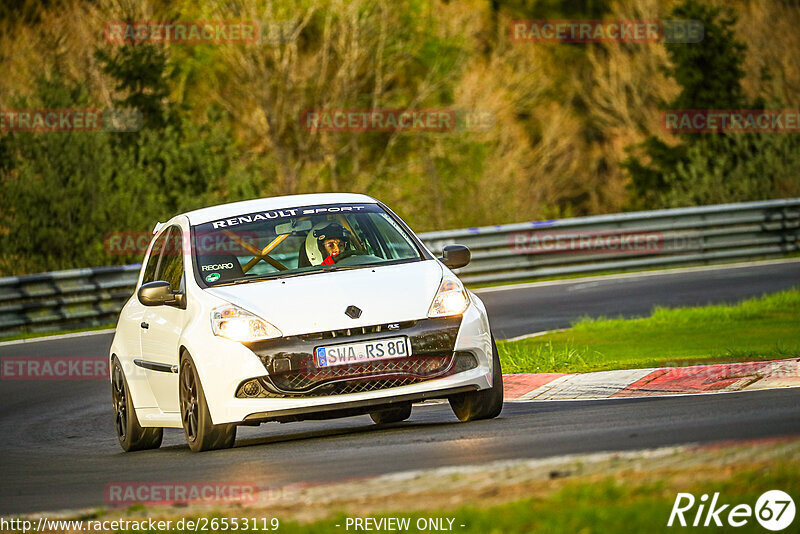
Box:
[246, 316, 461, 372]
[296, 321, 417, 341]
[274, 353, 453, 391]
[236, 352, 478, 398]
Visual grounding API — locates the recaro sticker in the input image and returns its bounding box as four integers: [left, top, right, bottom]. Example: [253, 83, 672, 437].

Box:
[201, 263, 234, 271]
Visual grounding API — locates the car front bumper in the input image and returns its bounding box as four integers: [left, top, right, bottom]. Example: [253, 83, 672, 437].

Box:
[192, 301, 494, 425]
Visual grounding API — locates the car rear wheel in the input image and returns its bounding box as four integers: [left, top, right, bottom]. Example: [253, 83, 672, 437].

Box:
[180, 353, 237, 452]
[449, 337, 504, 422]
[112, 358, 163, 452]
[369, 403, 412, 424]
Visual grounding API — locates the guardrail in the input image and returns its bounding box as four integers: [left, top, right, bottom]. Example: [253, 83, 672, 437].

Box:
[424, 198, 800, 284]
[1, 198, 798, 337]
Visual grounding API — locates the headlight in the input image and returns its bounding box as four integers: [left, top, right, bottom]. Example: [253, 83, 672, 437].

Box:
[428, 276, 470, 317]
[211, 305, 282, 342]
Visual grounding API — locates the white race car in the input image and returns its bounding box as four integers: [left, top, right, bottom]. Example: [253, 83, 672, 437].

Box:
[110, 193, 502, 452]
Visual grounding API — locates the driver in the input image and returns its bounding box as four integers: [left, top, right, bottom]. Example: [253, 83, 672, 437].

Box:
[313, 222, 351, 265]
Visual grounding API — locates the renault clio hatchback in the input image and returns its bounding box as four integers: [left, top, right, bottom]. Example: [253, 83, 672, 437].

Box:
[110, 193, 503, 452]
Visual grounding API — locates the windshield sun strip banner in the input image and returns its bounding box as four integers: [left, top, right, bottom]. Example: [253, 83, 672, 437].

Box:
[196, 204, 379, 232]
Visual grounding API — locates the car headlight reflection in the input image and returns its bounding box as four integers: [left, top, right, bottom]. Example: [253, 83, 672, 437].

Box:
[428, 277, 470, 318]
[211, 305, 282, 342]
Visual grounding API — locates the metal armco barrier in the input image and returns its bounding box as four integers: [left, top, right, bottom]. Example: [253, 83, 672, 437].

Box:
[1, 198, 798, 337]
[0, 265, 141, 337]
[424, 198, 800, 285]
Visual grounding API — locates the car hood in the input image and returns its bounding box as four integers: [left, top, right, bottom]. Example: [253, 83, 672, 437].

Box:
[205, 260, 444, 336]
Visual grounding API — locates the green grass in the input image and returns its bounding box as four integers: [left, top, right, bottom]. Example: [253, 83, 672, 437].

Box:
[114, 462, 799, 533]
[498, 287, 800, 374]
[419, 464, 800, 534]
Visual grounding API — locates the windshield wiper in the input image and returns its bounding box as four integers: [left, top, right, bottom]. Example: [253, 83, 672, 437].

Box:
[212, 270, 321, 286]
[323, 264, 369, 272]
[212, 274, 285, 286]
[210, 263, 377, 287]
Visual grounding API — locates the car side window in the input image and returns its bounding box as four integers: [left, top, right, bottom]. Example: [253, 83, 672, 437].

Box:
[142, 230, 168, 284]
[159, 226, 185, 291]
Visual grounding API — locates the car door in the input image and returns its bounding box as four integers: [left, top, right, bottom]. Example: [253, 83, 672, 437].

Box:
[123, 229, 168, 409]
[139, 225, 187, 413]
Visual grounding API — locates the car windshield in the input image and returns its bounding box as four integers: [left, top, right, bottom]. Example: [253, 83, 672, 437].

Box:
[191, 203, 424, 286]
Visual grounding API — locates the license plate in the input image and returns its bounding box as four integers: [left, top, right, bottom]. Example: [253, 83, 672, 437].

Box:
[315, 336, 411, 368]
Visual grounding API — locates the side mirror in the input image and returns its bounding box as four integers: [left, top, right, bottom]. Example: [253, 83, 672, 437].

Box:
[439, 244, 471, 269]
[138, 281, 184, 308]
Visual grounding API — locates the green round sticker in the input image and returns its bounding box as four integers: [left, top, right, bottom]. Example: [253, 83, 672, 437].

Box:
[205, 273, 220, 283]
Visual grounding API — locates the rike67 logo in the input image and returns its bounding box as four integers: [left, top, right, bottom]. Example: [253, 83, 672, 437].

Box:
[668, 490, 795, 530]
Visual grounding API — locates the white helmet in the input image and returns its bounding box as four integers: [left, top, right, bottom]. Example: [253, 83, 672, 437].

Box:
[305, 221, 350, 265]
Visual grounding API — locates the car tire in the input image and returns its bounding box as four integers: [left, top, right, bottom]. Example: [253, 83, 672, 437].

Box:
[369, 403, 412, 424]
[112, 357, 163, 452]
[449, 336, 504, 422]
[179, 353, 237, 452]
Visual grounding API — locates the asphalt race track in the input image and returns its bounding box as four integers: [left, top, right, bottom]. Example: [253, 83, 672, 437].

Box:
[1, 261, 799, 515]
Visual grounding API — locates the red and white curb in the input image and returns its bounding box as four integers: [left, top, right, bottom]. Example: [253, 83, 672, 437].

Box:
[503, 358, 800, 401]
